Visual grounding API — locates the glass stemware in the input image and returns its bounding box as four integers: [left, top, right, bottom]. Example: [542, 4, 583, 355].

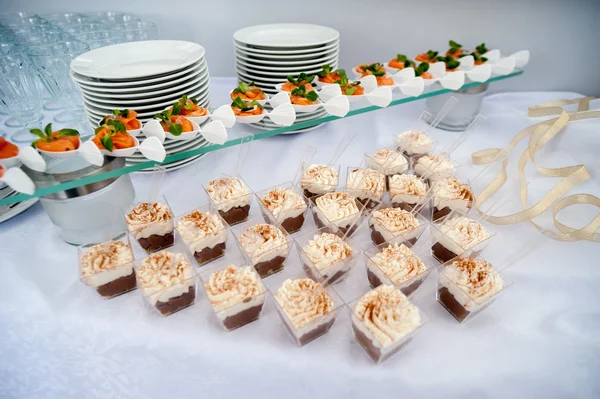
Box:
[0, 53, 43, 143]
[122, 21, 158, 42]
[27, 41, 91, 127]
[74, 30, 126, 49]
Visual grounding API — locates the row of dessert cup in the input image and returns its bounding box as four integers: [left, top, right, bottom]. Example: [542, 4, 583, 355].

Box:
[78, 182, 504, 364]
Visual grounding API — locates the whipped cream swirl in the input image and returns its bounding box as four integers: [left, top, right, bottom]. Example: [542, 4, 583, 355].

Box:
[389, 174, 428, 201]
[443, 257, 504, 307]
[125, 202, 173, 239]
[176, 210, 226, 252]
[275, 278, 334, 329]
[396, 130, 433, 155]
[432, 178, 473, 201]
[415, 154, 455, 178]
[370, 243, 426, 285]
[207, 177, 251, 211]
[261, 187, 307, 217]
[80, 241, 134, 286]
[204, 265, 264, 312]
[347, 168, 385, 200]
[371, 207, 420, 235]
[137, 251, 195, 304]
[437, 216, 490, 251]
[303, 232, 352, 270]
[300, 164, 339, 194]
[238, 224, 288, 264]
[315, 191, 360, 223]
[367, 148, 408, 174]
[353, 285, 421, 347]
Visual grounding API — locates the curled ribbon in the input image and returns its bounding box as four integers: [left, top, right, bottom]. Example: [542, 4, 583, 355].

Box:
[472, 96, 600, 242]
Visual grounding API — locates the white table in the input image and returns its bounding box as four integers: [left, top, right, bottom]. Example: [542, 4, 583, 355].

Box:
[1, 80, 599, 399]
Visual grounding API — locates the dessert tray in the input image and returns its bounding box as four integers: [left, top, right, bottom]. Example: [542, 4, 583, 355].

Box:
[76, 114, 514, 365]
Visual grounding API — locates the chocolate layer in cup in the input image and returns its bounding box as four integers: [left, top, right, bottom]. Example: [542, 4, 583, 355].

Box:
[137, 231, 175, 253]
[96, 270, 137, 298]
[155, 286, 196, 316]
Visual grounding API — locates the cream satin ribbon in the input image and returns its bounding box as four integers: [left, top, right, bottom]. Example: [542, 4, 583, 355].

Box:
[472, 96, 600, 242]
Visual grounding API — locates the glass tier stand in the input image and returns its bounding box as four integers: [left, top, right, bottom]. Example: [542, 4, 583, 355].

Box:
[0, 70, 523, 206]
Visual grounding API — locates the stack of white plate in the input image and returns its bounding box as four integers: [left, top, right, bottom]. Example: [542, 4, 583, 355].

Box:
[70, 40, 211, 171]
[233, 23, 339, 133]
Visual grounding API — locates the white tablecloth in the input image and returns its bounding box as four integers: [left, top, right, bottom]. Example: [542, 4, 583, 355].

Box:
[1, 80, 599, 399]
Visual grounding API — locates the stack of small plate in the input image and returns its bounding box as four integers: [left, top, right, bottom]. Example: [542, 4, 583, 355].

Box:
[70, 40, 210, 171]
[233, 23, 339, 133]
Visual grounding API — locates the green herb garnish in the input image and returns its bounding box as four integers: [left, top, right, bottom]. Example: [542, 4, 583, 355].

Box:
[318, 64, 332, 77]
[153, 110, 171, 123]
[169, 123, 183, 136]
[436, 55, 460, 69]
[363, 63, 385, 76]
[396, 54, 408, 62]
[475, 43, 488, 55]
[426, 50, 438, 60]
[291, 85, 319, 102]
[333, 69, 361, 95]
[472, 52, 488, 63]
[415, 62, 430, 77]
[153, 109, 185, 136]
[171, 103, 182, 116]
[231, 96, 263, 112]
[448, 40, 462, 54]
[286, 73, 315, 85]
[106, 119, 126, 133]
[100, 134, 115, 152]
[30, 123, 79, 145]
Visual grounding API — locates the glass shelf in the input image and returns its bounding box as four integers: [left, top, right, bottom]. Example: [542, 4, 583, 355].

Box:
[0, 69, 523, 206]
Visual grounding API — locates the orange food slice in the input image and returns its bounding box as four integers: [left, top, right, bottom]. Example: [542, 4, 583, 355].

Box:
[0, 138, 19, 159]
[388, 59, 406, 70]
[36, 139, 76, 152]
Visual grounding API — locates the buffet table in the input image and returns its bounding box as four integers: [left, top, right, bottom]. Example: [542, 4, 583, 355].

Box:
[1, 79, 599, 399]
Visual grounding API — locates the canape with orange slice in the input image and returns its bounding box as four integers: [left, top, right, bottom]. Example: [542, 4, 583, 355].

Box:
[316, 64, 342, 85]
[334, 69, 365, 97]
[290, 85, 319, 106]
[100, 109, 142, 133]
[0, 137, 19, 167]
[169, 94, 208, 118]
[91, 119, 138, 157]
[357, 63, 394, 86]
[230, 81, 267, 104]
[387, 54, 416, 71]
[279, 73, 315, 93]
[446, 40, 463, 58]
[355, 62, 386, 76]
[153, 106, 198, 140]
[436, 55, 461, 72]
[415, 50, 438, 64]
[230, 96, 264, 117]
[413, 63, 434, 80]
[30, 123, 81, 156]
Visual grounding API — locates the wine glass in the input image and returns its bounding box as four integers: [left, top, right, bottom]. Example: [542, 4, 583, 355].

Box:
[122, 21, 158, 42]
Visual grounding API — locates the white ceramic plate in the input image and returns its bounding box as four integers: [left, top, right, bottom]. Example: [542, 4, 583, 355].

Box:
[71, 40, 206, 79]
[234, 24, 339, 48]
[82, 77, 208, 106]
[77, 68, 207, 99]
[129, 154, 205, 171]
[234, 44, 339, 61]
[235, 57, 338, 72]
[82, 86, 208, 111]
[72, 62, 207, 90]
[235, 62, 336, 77]
[235, 50, 338, 66]
[127, 137, 207, 158]
[234, 40, 339, 56]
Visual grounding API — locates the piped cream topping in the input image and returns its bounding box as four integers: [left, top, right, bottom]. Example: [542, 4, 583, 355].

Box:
[371, 207, 420, 235]
[397, 130, 432, 151]
[417, 154, 454, 175]
[303, 232, 352, 270]
[261, 187, 307, 216]
[275, 278, 334, 329]
[353, 285, 421, 347]
[176, 210, 225, 242]
[300, 164, 338, 187]
[207, 177, 250, 203]
[443, 257, 504, 303]
[371, 148, 408, 170]
[432, 178, 473, 201]
[238, 223, 287, 258]
[204, 265, 264, 312]
[315, 191, 360, 222]
[389, 174, 428, 197]
[438, 216, 490, 250]
[137, 251, 195, 293]
[370, 243, 426, 285]
[347, 167, 385, 198]
[125, 202, 173, 237]
[80, 241, 133, 278]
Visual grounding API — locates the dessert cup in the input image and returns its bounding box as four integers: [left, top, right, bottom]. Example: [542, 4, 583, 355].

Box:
[125, 195, 175, 254]
[430, 177, 474, 221]
[389, 173, 429, 212]
[436, 255, 510, 323]
[271, 275, 344, 347]
[395, 130, 438, 162]
[199, 257, 267, 331]
[368, 207, 428, 246]
[413, 153, 457, 183]
[364, 148, 410, 189]
[175, 204, 229, 266]
[294, 226, 361, 286]
[345, 166, 386, 210]
[203, 174, 253, 226]
[298, 163, 340, 201]
[231, 218, 293, 278]
[349, 285, 427, 364]
[135, 249, 197, 316]
[430, 210, 495, 264]
[255, 182, 309, 235]
[310, 191, 368, 239]
[78, 234, 136, 299]
[363, 241, 433, 296]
